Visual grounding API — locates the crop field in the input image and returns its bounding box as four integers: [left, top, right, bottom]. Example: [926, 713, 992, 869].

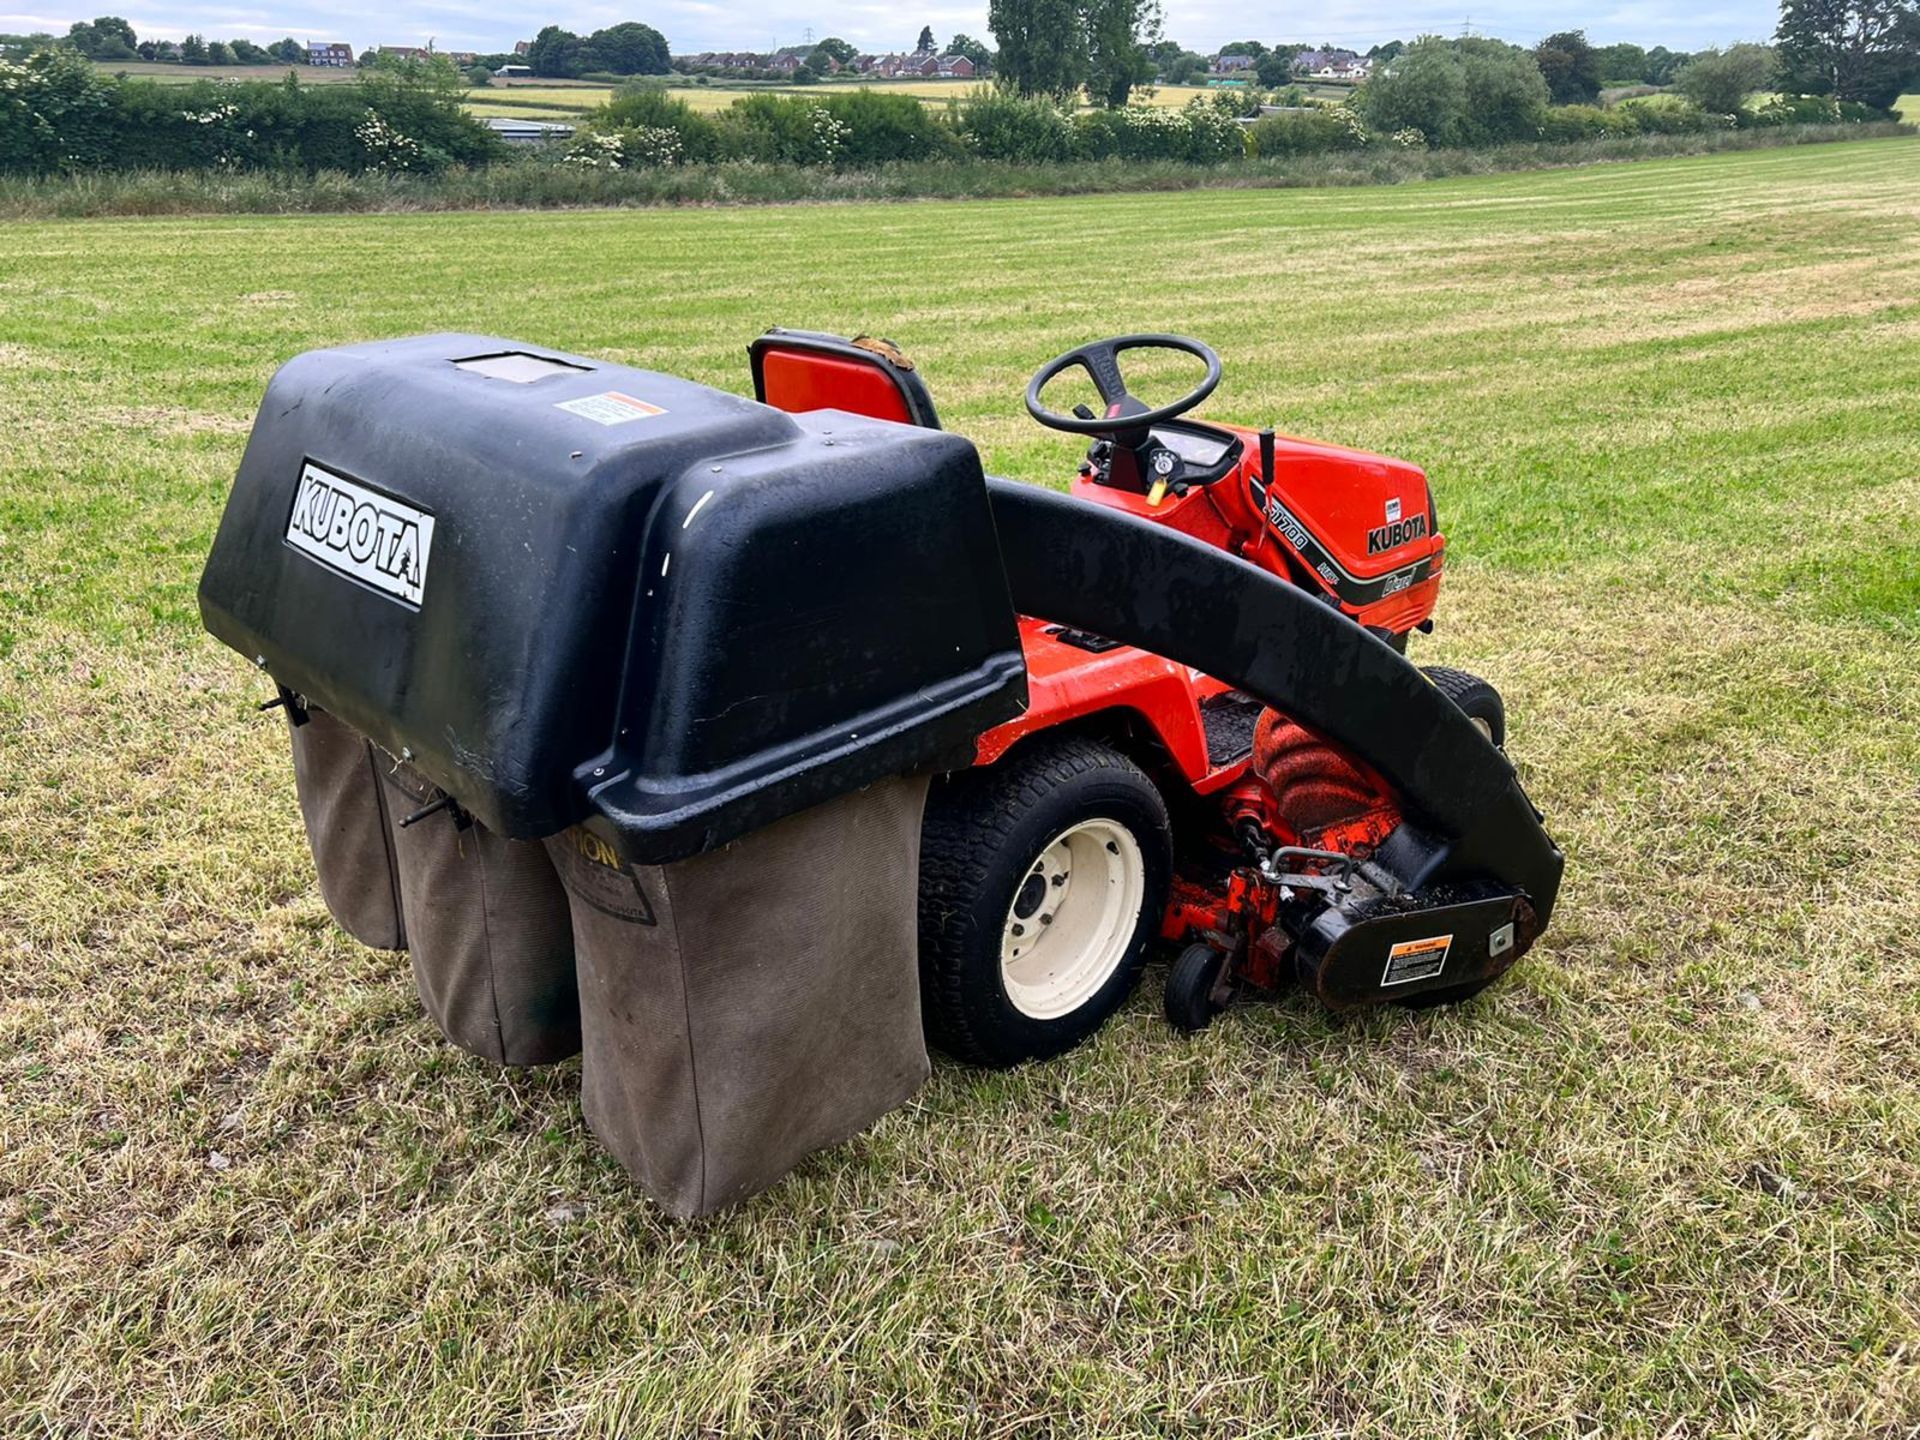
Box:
[94, 60, 358, 84]
[3, 137, 1918, 1435]
[461, 79, 1279, 120]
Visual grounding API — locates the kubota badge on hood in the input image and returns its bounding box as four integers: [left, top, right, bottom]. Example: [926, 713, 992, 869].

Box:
[284, 460, 434, 605]
[1366, 513, 1427, 555]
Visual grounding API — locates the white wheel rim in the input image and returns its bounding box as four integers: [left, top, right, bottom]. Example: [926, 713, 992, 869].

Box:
[999, 818, 1146, 1021]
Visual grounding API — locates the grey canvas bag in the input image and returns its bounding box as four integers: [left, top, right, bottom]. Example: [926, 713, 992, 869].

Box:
[286, 705, 407, 952]
[546, 776, 933, 1217]
[381, 762, 582, 1067]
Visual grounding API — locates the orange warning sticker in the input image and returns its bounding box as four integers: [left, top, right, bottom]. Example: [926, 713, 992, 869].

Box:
[1381, 933, 1452, 987]
[555, 391, 667, 426]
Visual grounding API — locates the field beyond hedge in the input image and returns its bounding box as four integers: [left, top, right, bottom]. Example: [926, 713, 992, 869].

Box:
[3, 139, 1918, 1436]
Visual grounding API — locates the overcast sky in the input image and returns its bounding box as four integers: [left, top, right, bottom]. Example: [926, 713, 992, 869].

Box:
[2, 1, 1784, 58]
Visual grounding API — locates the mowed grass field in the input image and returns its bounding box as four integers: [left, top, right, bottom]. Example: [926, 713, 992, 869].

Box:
[3, 138, 1918, 1435]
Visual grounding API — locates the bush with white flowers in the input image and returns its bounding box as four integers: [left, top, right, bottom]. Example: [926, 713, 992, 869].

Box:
[356, 108, 423, 171]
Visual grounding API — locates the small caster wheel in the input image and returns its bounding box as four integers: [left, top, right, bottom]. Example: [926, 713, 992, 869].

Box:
[1165, 943, 1230, 1033]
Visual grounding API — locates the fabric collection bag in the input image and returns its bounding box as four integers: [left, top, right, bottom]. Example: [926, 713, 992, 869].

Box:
[286, 704, 407, 952]
[545, 777, 933, 1217]
[380, 761, 582, 1067]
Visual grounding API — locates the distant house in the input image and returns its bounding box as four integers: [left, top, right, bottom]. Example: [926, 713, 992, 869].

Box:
[306, 42, 353, 67]
[513, 40, 530, 55]
[379, 45, 432, 62]
[1212, 53, 1255, 73]
[447, 51, 477, 65]
[934, 54, 975, 78]
[1293, 48, 1368, 80]
[869, 52, 930, 78]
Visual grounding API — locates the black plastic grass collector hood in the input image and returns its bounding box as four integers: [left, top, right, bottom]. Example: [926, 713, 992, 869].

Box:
[200, 334, 1027, 860]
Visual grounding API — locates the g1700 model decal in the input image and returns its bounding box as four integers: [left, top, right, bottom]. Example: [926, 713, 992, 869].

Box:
[1252, 475, 1433, 609]
[284, 461, 434, 606]
[1366, 514, 1428, 555]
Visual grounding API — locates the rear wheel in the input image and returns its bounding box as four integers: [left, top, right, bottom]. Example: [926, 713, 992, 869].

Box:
[1423, 666, 1505, 748]
[918, 736, 1172, 1068]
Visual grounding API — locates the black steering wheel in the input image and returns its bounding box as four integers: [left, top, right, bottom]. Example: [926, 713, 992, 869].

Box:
[1025, 334, 1222, 436]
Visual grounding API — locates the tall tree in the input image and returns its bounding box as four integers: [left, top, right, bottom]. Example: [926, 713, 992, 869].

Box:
[916, 25, 937, 54]
[946, 33, 995, 69]
[67, 16, 137, 60]
[810, 35, 858, 67]
[1644, 46, 1691, 83]
[1676, 43, 1776, 114]
[526, 24, 586, 77]
[1354, 35, 1548, 146]
[1776, 0, 1919, 108]
[1255, 47, 1298, 86]
[989, 0, 1086, 97]
[1593, 41, 1648, 84]
[1083, 0, 1160, 105]
[588, 21, 669, 74]
[1533, 29, 1601, 103]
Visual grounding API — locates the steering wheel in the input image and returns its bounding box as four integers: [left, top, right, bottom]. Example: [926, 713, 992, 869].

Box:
[1025, 334, 1222, 436]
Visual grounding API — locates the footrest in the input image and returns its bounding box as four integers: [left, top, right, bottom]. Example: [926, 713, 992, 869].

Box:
[1199, 691, 1263, 766]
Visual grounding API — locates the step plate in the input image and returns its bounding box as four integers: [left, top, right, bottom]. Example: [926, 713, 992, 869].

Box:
[1198, 690, 1263, 767]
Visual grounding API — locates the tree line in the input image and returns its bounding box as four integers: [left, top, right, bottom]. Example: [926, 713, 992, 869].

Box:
[986, 0, 1919, 112]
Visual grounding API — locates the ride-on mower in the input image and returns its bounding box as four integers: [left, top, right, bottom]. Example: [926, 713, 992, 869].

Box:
[201, 327, 1561, 1211]
[748, 329, 1560, 1066]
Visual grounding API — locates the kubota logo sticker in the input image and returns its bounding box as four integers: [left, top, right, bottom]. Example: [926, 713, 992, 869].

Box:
[1366, 514, 1428, 555]
[284, 462, 434, 606]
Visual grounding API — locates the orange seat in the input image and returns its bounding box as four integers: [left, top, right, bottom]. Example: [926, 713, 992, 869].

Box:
[750, 329, 941, 430]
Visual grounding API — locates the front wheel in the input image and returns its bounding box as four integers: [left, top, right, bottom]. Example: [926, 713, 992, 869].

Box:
[918, 737, 1172, 1068]
[1165, 943, 1230, 1034]
[1423, 666, 1506, 748]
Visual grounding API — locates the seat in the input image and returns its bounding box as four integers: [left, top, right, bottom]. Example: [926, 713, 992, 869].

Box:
[749, 329, 941, 430]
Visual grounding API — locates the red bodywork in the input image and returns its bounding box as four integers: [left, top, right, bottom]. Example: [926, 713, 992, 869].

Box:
[755, 337, 1448, 962]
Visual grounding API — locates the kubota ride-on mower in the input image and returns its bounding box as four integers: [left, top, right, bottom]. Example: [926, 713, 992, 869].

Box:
[749, 329, 1562, 1066]
[202, 329, 1562, 1212]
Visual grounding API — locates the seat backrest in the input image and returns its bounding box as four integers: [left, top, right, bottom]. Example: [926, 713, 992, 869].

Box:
[749, 329, 941, 430]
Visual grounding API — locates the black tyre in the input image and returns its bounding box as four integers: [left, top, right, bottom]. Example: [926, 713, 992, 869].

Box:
[918, 736, 1172, 1068]
[1423, 666, 1505, 748]
[1165, 942, 1229, 1034]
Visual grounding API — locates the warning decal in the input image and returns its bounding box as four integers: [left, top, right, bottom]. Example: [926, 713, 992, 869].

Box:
[1381, 933, 1452, 987]
[554, 391, 667, 426]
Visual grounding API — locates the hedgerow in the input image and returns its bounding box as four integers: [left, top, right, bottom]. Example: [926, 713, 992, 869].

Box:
[0, 53, 1903, 182]
[0, 49, 497, 175]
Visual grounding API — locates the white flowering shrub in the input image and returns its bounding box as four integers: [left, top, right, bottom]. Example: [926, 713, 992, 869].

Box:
[803, 104, 850, 165]
[0, 49, 119, 173]
[623, 125, 683, 168]
[1074, 103, 1246, 164]
[1390, 126, 1427, 148]
[1184, 101, 1250, 163]
[179, 100, 253, 167]
[355, 108, 424, 171]
[563, 130, 627, 170]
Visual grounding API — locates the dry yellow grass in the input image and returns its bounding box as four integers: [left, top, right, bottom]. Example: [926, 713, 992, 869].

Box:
[2, 138, 1919, 1435]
